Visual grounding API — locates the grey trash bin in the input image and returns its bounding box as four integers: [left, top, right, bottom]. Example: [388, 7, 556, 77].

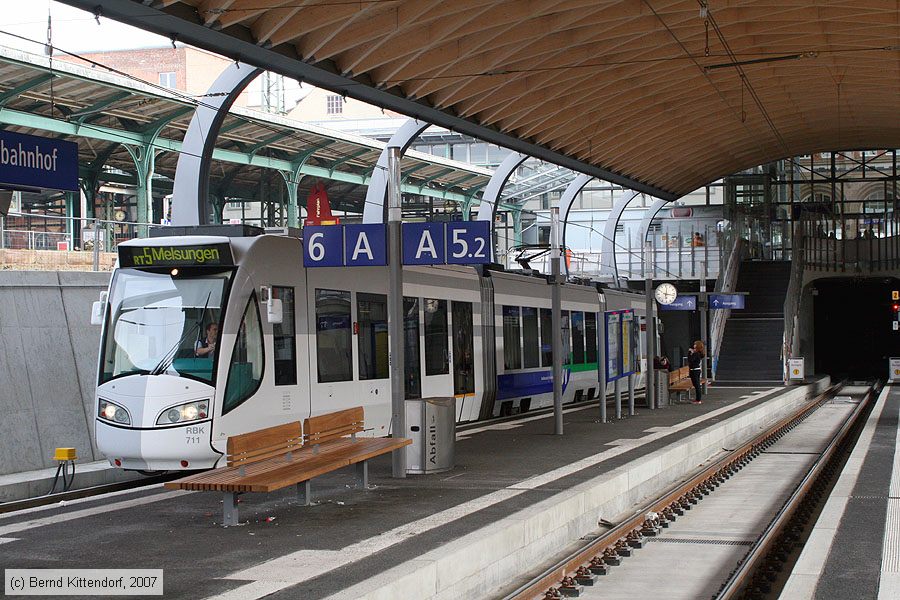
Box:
[405, 397, 456, 474]
[656, 369, 670, 406]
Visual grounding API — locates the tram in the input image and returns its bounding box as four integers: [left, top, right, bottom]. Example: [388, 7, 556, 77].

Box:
[92, 232, 652, 471]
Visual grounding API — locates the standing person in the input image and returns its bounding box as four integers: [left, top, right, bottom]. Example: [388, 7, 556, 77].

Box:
[687, 340, 705, 404]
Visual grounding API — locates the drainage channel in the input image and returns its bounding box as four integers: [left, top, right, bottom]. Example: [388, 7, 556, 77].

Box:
[503, 382, 875, 600]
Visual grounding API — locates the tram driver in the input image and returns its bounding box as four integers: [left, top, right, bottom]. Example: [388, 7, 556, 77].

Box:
[195, 323, 218, 359]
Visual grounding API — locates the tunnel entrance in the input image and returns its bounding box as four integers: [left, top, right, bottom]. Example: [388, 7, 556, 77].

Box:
[812, 277, 900, 380]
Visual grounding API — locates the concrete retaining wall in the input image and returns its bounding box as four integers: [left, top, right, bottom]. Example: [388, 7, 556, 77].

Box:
[0, 271, 110, 475]
[334, 378, 830, 600]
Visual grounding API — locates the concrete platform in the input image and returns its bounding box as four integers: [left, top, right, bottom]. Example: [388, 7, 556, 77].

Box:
[0, 460, 143, 503]
[0, 380, 828, 600]
[780, 384, 900, 600]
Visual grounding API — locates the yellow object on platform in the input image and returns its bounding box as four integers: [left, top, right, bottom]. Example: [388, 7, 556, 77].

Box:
[54, 447, 77, 461]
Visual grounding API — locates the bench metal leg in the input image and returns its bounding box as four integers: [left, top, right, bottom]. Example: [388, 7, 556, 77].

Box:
[223, 492, 239, 527]
[297, 480, 311, 506]
[355, 461, 368, 490]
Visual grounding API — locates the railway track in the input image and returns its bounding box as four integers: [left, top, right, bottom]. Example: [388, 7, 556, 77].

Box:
[503, 381, 876, 600]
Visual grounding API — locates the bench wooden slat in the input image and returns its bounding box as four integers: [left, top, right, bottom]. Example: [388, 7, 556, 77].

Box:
[304, 407, 364, 443]
[226, 422, 302, 466]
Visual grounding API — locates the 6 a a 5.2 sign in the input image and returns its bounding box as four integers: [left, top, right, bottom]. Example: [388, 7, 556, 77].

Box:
[303, 221, 491, 268]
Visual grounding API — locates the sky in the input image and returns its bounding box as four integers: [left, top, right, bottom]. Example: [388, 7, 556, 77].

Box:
[1, 1, 170, 55]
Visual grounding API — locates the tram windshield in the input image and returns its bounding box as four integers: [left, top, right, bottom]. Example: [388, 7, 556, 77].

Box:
[100, 268, 233, 384]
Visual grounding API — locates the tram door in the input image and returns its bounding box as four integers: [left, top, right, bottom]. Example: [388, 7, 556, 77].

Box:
[452, 301, 475, 421]
[420, 297, 454, 400]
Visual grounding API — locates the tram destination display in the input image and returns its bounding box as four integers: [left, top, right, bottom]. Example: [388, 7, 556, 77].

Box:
[119, 243, 234, 268]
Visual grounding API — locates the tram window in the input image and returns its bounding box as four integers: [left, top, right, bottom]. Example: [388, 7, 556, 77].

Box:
[522, 307, 540, 368]
[272, 287, 297, 386]
[502, 305, 522, 370]
[357, 292, 388, 380]
[572, 311, 585, 364]
[452, 301, 475, 395]
[315, 289, 352, 383]
[424, 298, 449, 376]
[540, 308, 552, 367]
[404, 297, 421, 399]
[585, 312, 598, 364]
[223, 294, 265, 414]
[562, 310, 571, 365]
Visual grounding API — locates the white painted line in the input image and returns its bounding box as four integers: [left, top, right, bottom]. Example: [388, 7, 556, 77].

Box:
[0, 538, 18, 545]
[780, 385, 891, 600]
[879, 387, 900, 600]
[207, 387, 783, 599]
[0, 491, 188, 538]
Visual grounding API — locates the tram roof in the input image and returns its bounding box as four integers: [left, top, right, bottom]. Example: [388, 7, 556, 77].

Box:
[58, 0, 900, 200]
[0, 46, 491, 211]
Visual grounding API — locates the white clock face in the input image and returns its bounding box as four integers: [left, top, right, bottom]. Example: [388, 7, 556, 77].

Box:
[655, 283, 678, 305]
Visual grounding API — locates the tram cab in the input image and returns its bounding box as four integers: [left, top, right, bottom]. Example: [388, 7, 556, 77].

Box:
[92, 235, 300, 471]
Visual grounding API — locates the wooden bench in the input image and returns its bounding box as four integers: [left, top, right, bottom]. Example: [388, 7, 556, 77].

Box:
[668, 366, 709, 402]
[165, 407, 411, 526]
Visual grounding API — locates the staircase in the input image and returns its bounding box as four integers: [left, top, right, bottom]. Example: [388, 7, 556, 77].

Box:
[715, 261, 791, 382]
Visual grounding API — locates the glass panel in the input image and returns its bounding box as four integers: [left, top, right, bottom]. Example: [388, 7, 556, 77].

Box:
[502, 305, 522, 370]
[273, 286, 296, 386]
[451, 144, 468, 162]
[469, 143, 488, 164]
[404, 297, 421, 399]
[540, 307, 552, 367]
[223, 295, 264, 414]
[452, 301, 475, 395]
[424, 298, 449, 375]
[522, 307, 540, 368]
[357, 292, 389, 380]
[315, 289, 352, 383]
[585, 312, 598, 363]
[100, 268, 232, 384]
[562, 310, 571, 365]
[572, 311, 585, 364]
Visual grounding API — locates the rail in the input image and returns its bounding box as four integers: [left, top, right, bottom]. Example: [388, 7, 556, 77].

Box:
[715, 382, 876, 599]
[506, 380, 844, 600]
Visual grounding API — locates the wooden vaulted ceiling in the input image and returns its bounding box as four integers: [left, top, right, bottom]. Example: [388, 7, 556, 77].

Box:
[62, 0, 900, 197]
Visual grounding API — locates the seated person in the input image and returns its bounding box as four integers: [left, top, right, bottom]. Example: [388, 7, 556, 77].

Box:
[195, 323, 218, 358]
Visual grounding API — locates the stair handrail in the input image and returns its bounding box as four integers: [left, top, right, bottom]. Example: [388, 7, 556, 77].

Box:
[709, 232, 745, 379]
[782, 223, 806, 382]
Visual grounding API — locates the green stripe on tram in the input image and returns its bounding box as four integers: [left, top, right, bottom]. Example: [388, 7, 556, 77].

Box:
[567, 362, 599, 373]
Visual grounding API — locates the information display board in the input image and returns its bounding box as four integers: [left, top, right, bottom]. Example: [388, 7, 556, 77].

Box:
[0, 130, 78, 192]
[303, 221, 491, 268]
[605, 309, 637, 382]
[788, 357, 805, 381]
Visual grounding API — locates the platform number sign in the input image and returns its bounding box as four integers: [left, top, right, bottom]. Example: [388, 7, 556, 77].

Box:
[303, 225, 343, 267]
[304, 221, 490, 267]
[402, 222, 446, 265]
[344, 224, 387, 266]
[446, 222, 489, 264]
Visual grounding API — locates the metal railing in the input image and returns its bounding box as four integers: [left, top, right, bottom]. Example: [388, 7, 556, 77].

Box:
[800, 212, 900, 273]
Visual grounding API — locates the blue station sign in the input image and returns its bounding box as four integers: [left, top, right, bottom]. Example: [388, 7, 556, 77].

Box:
[709, 293, 745, 310]
[0, 130, 78, 192]
[658, 295, 697, 311]
[303, 221, 491, 268]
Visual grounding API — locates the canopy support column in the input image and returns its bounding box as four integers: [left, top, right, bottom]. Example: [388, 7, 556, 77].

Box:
[557, 173, 593, 274]
[600, 191, 640, 282]
[172, 61, 263, 226]
[638, 198, 670, 278]
[362, 118, 429, 224]
[477, 152, 528, 262]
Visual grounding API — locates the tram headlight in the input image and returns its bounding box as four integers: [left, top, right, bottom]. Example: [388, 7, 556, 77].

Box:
[157, 400, 209, 425]
[98, 399, 131, 425]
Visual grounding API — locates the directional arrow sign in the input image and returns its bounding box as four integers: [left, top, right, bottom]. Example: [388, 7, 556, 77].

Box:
[658, 295, 697, 311]
[708, 293, 745, 310]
